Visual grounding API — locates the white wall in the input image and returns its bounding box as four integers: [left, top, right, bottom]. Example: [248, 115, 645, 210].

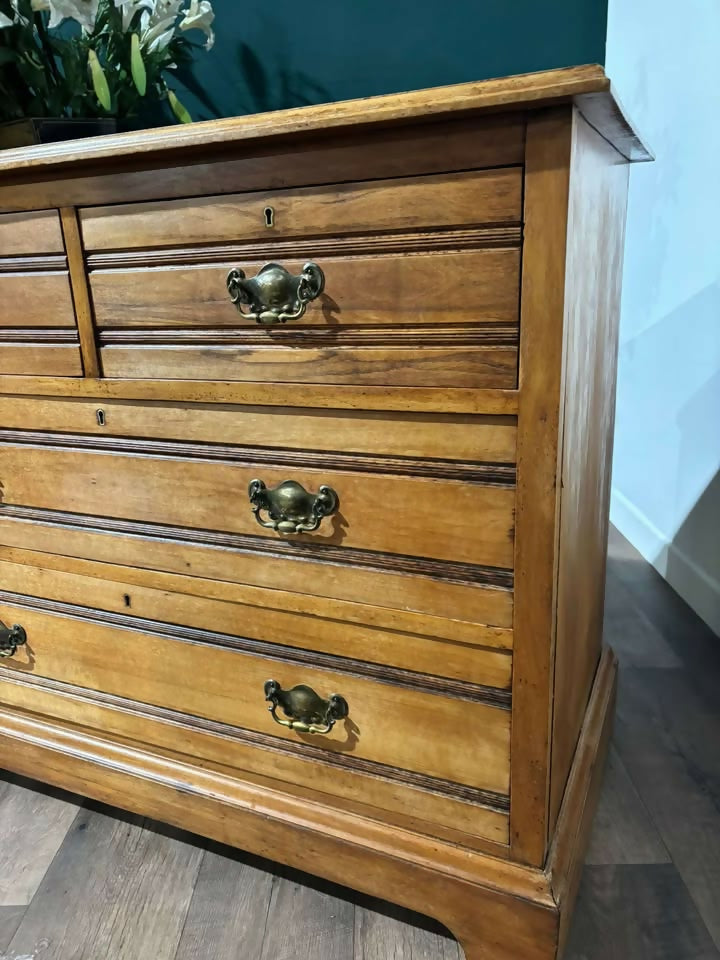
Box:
[606, 0, 720, 634]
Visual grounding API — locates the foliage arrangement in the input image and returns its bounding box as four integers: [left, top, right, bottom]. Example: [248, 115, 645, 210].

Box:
[0, 0, 215, 123]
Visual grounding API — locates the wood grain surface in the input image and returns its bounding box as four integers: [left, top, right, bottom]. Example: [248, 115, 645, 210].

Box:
[80, 169, 522, 251]
[60, 206, 101, 378]
[0, 209, 64, 255]
[0, 600, 512, 796]
[0, 439, 516, 568]
[509, 107, 573, 868]
[90, 248, 520, 328]
[0, 273, 75, 328]
[0, 396, 518, 462]
[0, 65, 646, 179]
[549, 110, 629, 832]
[99, 342, 519, 389]
[0, 555, 513, 688]
[0, 343, 82, 376]
[0, 377, 520, 414]
[0, 508, 514, 629]
[0, 115, 525, 213]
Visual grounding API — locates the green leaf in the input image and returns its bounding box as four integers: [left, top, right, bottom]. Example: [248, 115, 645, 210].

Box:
[130, 33, 146, 96]
[88, 48, 111, 111]
[167, 88, 192, 124]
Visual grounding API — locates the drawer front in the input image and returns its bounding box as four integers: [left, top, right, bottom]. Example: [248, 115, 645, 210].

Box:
[0, 398, 515, 628]
[91, 250, 520, 330]
[0, 211, 82, 376]
[91, 249, 519, 388]
[0, 598, 511, 797]
[79, 169, 522, 250]
[0, 435, 514, 567]
[0, 672, 509, 848]
[82, 170, 522, 389]
[0, 275, 81, 376]
[0, 210, 64, 256]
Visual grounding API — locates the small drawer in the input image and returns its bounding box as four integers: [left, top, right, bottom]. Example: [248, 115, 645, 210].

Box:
[0, 209, 65, 256]
[0, 596, 511, 799]
[0, 211, 82, 377]
[0, 273, 82, 376]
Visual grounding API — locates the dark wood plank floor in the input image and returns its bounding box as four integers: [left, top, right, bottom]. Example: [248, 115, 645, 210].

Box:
[1, 527, 718, 960]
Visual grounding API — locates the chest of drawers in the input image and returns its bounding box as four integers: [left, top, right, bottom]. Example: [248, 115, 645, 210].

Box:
[0, 65, 649, 960]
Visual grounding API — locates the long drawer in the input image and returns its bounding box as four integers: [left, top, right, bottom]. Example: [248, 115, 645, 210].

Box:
[0, 440, 514, 566]
[0, 397, 515, 629]
[0, 595, 511, 804]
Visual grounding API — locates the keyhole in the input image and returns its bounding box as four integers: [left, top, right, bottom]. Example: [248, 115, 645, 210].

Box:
[264, 206, 274, 228]
[123, 594, 131, 607]
[96, 409, 106, 426]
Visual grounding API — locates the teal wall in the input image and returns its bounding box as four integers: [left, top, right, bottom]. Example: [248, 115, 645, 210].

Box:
[177, 0, 609, 121]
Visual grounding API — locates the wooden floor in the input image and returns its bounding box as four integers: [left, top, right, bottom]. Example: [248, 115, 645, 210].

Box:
[1, 526, 718, 960]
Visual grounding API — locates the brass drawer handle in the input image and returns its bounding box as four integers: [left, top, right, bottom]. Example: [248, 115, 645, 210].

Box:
[226, 261, 325, 325]
[248, 479, 339, 535]
[0, 620, 27, 659]
[264, 680, 349, 735]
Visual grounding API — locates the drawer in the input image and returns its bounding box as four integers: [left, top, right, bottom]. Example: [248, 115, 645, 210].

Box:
[0, 670, 509, 848]
[0, 209, 65, 256]
[0, 210, 82, 376]
[79, 169, 522, 250]
[0, 398, 515, 629]
[0, 431, 514, 567]
[91, 249, 519, 388]
[82, 169, 521, 388]
[0, 274, 81, 376]
[0, 598, 511, 798]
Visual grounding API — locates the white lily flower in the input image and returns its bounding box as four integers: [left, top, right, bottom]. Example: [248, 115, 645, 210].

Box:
[0, 11, 14, 27]
[114, 0, 150, 32]
[45, 0, 99, 31]
[179, 0, 214, 49]
[136, 0, 182, 52]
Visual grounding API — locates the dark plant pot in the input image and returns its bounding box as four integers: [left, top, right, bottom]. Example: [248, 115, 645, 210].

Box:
[0, 117, 118, 149]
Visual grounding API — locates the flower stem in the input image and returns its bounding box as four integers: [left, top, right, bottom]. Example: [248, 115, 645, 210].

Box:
[34, 11, 64, 109]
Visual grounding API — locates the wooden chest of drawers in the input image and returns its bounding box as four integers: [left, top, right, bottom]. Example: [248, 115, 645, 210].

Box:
[0, 66, 649, 960]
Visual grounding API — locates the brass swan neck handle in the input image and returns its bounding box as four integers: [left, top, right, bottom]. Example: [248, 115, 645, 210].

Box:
[264, 680, 349, 735]
[226, 261, 325, 325]
[248, 479, 339, 535]
[0, 620, 26, 659]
